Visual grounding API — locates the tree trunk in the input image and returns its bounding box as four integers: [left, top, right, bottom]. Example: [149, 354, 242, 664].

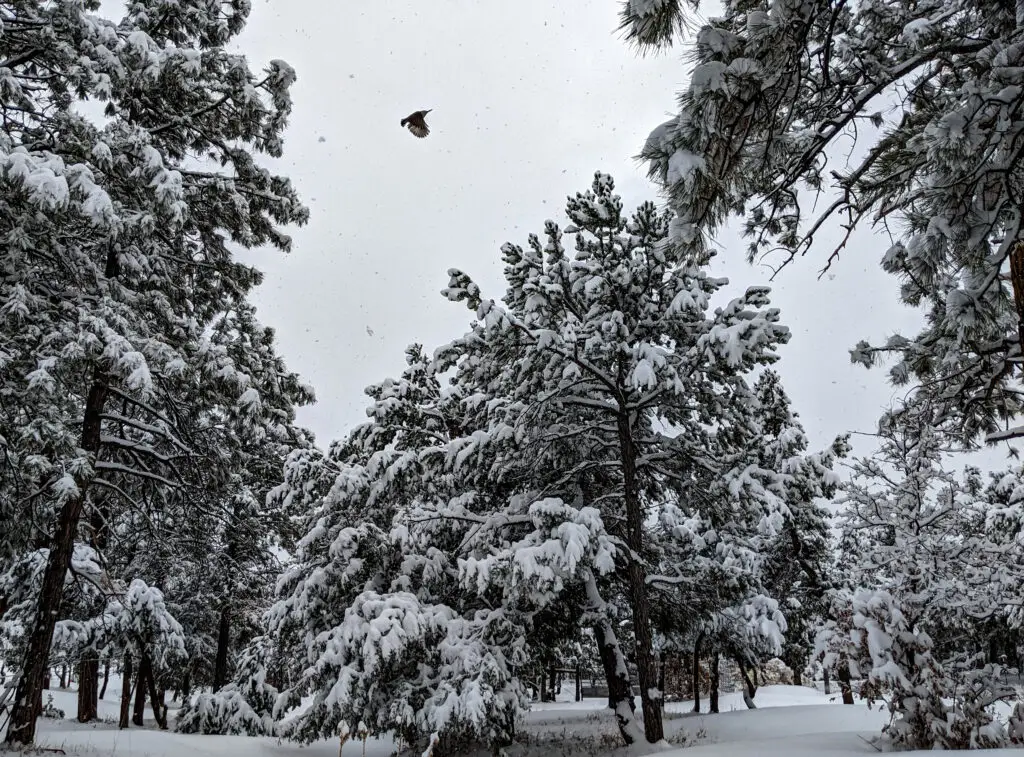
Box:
[59, 665, 67, 690]
[616, 412, 663, 743]
[1009, 241, 1024, 357]
[709, 653, 720, 714]
[213, 604, 232, 692]
[77, 653, 99, 722]
[78, 490, 111, 723]
[100, 658, 110, 700]
[837, 662, 854, 705]
[823, 665, 831, 695]
[33, 682, 42, 721]
[737, 658, 757, 709]
[119, 654, 133, 729]
[575, 664, 582, 702]
[133, 652, 149, 726]
[592, 620, 644, 745]
[657, 652, 666, 712]
[144, 654, 167, 730]
[3, 381, 108, 746]
[691, 632, 704, 713]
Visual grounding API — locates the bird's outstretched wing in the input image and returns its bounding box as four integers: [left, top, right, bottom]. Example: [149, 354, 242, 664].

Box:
[401, 110, 431, 138]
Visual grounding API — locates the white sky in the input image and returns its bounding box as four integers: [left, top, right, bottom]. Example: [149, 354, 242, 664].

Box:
[224, 0, 1006, 465]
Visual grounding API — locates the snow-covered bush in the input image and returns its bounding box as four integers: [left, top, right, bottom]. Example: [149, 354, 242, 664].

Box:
[761, 658, 793, 686]
[176, 686, 274, 736]
[40, 694, 64, 720]
[176, 637, 278, 736]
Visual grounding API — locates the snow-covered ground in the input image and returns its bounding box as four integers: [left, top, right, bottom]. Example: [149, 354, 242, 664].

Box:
[1, 679, 1020, 757]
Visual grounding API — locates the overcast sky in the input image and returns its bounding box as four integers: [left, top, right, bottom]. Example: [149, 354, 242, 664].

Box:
[223, 0, 985, 462]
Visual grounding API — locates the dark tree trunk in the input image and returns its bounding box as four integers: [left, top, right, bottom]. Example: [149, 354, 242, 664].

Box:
[575, 664, 582, 702]
[42, 671, 49, 690]
[77, 654, 99, 722]
[3, 381, 108, 746]
[144, 654, 167, 730]
[823, 665, 830, 694]
[212, 604, 231, 692]
[592, 620, 642, 745]
[617, 412, 663, 743]
[1010, 241, 1024, 357]
[181, 671, 191, 704]
[99, 658, 110, 700]
[133, 653, 149, 726]
[837, 662, 854, 705]
[59, 665, 67, 690]
[709, 653, 720, 713]
[548, 663, 557, 702]
[692, 632, 704, 713]
[119, 654, 133, 730]
[657, 652, 666, 712]
[78, 491, 111, 723]
[737, 658, 757, 709]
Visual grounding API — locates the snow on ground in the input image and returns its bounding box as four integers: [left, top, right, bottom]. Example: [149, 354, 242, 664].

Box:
[1, 679, 1021, 757]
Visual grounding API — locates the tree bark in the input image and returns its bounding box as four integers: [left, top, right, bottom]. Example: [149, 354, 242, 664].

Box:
[99, 658, 110, 700]
[737, 658, 757, 709]
[78, 491, 111, 723]
[837, 662, 854, 705]
[1010, 241, 1024, 358]
[709, 653, 720, 713]
[3, 381, 108, 746]
[691, 632, 704, 713]
[616, 411, 663, 743]
[144, 654, 167, 730]
[823, 665, 830, 695]
[592, 620, 643, 746]
[657, 652, 666, 712]
[212, 604, 231, 692]
[133, 652, 149, 726]
[33, 682, 42, 721]
[77, 653, 99, 722]
[119, 654, 133, 730]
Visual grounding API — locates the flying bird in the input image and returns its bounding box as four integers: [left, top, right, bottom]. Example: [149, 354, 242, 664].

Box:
[401, 109, 431, 138]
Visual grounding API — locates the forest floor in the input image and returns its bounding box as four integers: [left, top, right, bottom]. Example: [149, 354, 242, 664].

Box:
[2, 678, 1022, 757]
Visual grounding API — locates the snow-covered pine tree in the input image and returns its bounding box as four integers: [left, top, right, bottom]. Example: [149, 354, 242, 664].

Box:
[754, 370, 847, 684]
[253, 174, 839, 752]
[0, 0, 308, 744]
[71, 298, 313, 717]
[260, 344, 551, 754]
[821, 405, 1019, 749]
[441, 172, 839, 742]
[620, 0, 1024, 446]
[55, 578, 187, 730]
[647, 368, 844, 709]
